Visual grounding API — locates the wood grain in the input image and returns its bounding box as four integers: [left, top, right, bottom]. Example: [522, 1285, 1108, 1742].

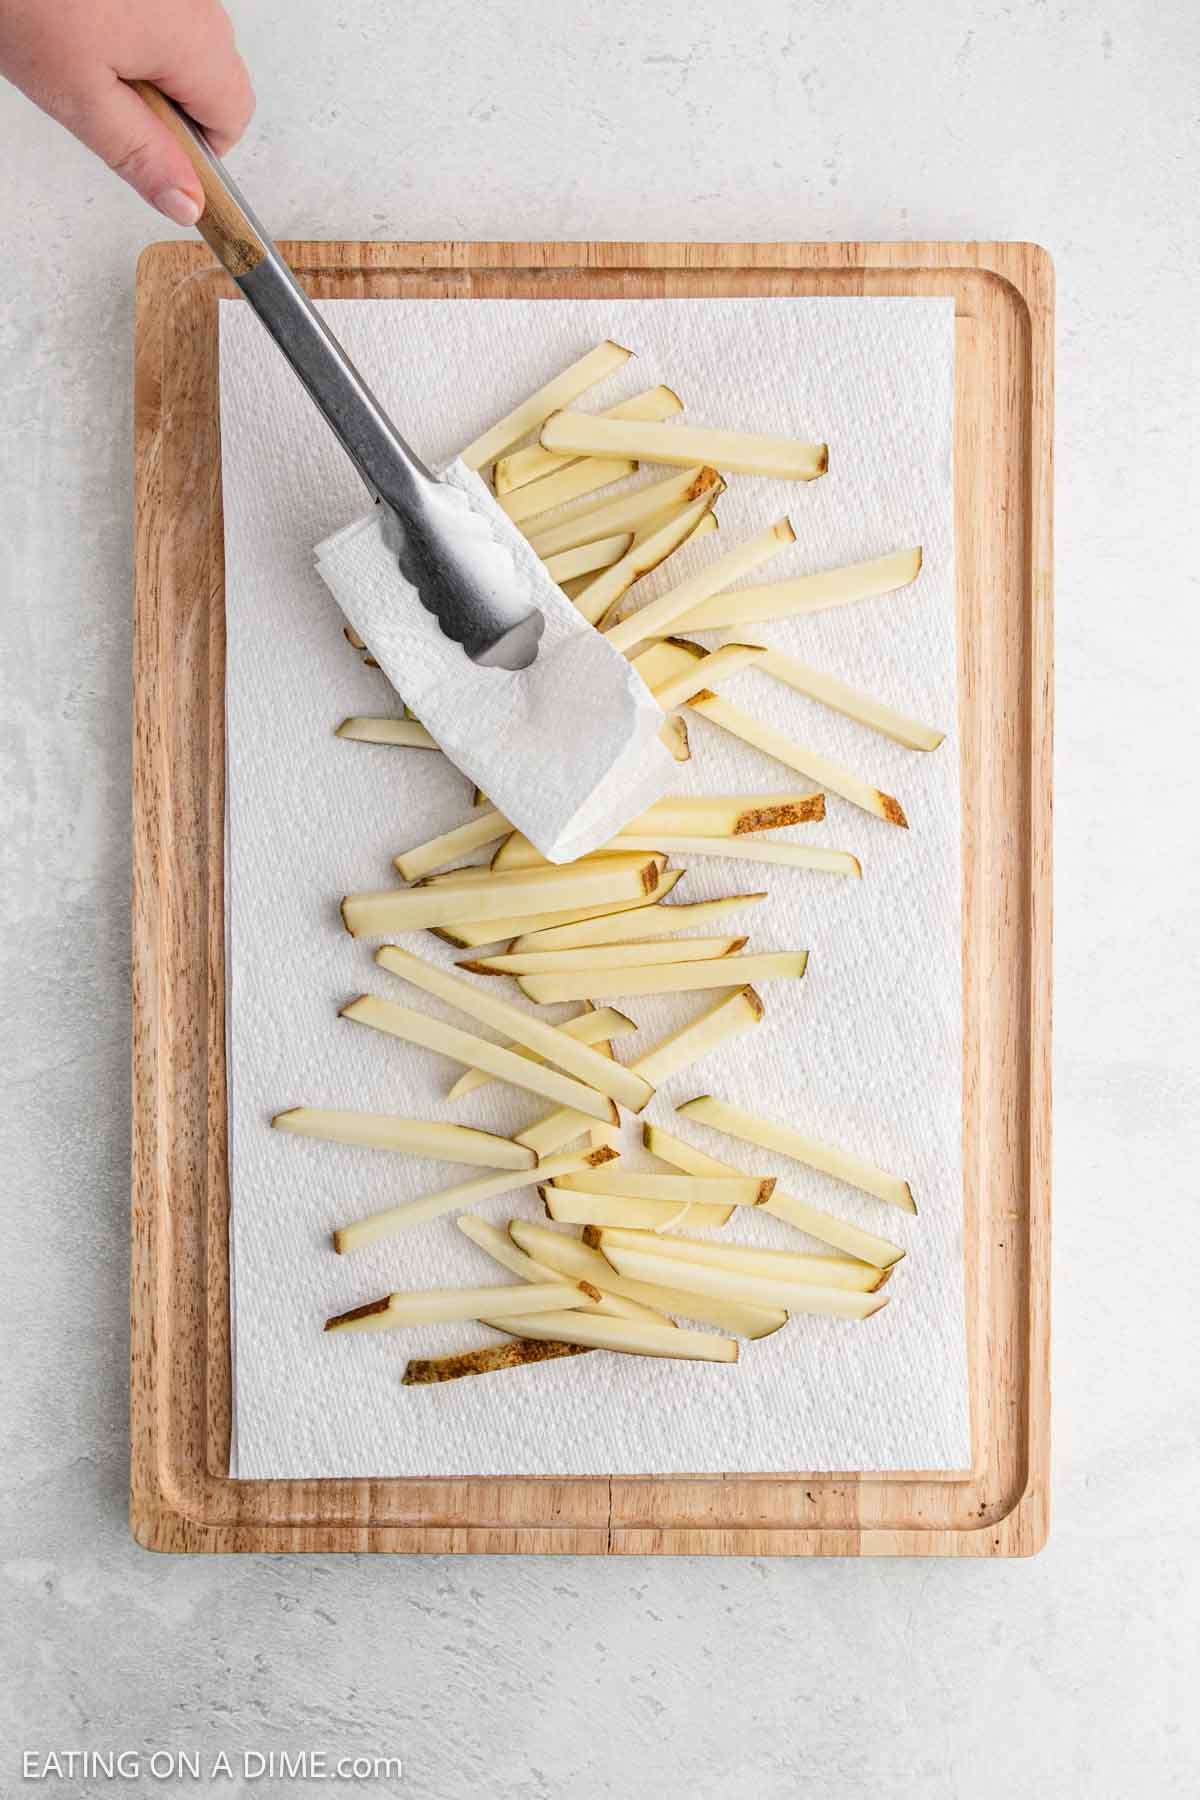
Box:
[131, 240, 1053, 1556]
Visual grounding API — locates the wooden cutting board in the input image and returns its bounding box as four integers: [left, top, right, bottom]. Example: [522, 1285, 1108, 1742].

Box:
[131, 240, 1052, 1555]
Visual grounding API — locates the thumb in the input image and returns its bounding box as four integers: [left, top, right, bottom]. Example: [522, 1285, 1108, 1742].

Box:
[69, 75, 206, 225]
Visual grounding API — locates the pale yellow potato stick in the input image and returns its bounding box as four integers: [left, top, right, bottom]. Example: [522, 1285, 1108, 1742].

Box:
[541, 413, 828, 481]
[649, 643, 766, 709]
[508, 891, 764, 954]
[332, 1148, 612, 1253]
[462, 937, 748, 977]
[753, 646, 946, 752]
[602, 518, 795, 649]
[270, 1106, 533, 1169]
[516, 951, 808, 1006]
[553, 1168, 771, 1207]
[571, 491, 718, 627]
[498, 456, 638, 526]
[456, 1214, 661, 1323]
[601, 1246, 889, 1321]
[525, 466, 722, 558]
[429, 872, 685, 949]
[325, 1283, 595, 1332]
[628, 794, 825, 835]
[542, 1187, 734, 1230]
[670, 546, 924, 630]
[483, 1309, 738, 1363]
[542, 532, 634, 584]
[460, 340, 633, 470]
[446, 1005, 636, 1100]
[393, 809, 512, 882]
[590, 837, 858, 878]
[496, 385, 683, 492]
[677, 1094, 917, 1213]
[341, 855, 663, 936]
[336, 716, 438, 749]
[587, 1226, 888, 1291]
[627, 986, 765, 1088]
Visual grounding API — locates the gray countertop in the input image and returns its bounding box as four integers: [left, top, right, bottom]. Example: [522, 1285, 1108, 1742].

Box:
[2, 2, 1197, 1795]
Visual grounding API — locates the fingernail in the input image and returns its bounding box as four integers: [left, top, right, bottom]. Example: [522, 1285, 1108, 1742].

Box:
[153, 186, 203, 227]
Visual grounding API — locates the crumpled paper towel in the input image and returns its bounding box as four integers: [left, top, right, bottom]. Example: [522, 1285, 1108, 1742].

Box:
[314, 463, 673, 861]
[219, 295, 968, 1479]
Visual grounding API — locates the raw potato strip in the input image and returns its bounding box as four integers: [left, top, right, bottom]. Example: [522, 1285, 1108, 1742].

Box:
[402, 1341, 593, 1384]
[270, 1106, 533, 1170]
[671, 546, 924, 629]
[754, 646, 946, 752]
[630, 636, 706, 689]
[496, 385, 684, 492]
[542, 532, 634, 583]
[484, 1309, 738, 1364]
[325, 1283, 593, 1332]
[457, 1215, 663, 1324]
[510, 1220, 780, 1338]
[588, 1226, 888, 1291]
[525, 466, 722, 558]
[629, 985, 765, 1088]
[499, 457, 638, 526]
[602, 1246, 888, 1321]
[635, 507, 719, 549]
[430, 871, 685, 949]
[331, 1149, 609, 1253]
[595, 836, 858, 878]
[340, 995, 618, 1123]
[572, 492, 718, 627]
[630, 794, 825, 836]
[374, 944, 655, 1112]
[543, 1188, 734, 1230]
[341, 855, 662, 935]
[426, 853, 663, 891]
[678, 1094, 917, 1213]
[336, 716, 438, 750]
[393, 809, 512, 881]
[541, 412, 828, 480]
[516, 1105, 618, 1160]
[509, 891, 766, 953]
[554, 1168, 772, 1206]
[643, 1123, 905, 1269]
[515, 951, 808, 1006]
[649, 643, 766, 710]
[660, 713, 691, 762]
[464, 937, 748, 976]
[459, 340, 633, 471]
[688, 690, 909, 828]
[603, 519, 795, 650]
[447, 1005, 636, 1100]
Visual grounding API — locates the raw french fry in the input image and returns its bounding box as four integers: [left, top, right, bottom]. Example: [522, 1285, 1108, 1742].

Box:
[509, 891, 765, 953]
[457, 1215, 664, 1324]
[542, 532, 634, 583]
[336, 716, 438, 750]
[496, 384, 684, 491]
[325, 1282, 594, 1332]
[660, 713, 691, 761]
[688, 690, 909, 828]
[602, 518, 795, 649]
[515, 951, 807, 1006]
[402, 1340, 593, 1384]
[677, 1094, 917, 1213]
[571, 490, 718, 627]
[270, 1106, 533, 1170]
[460, 339, 633, 470]
[635, 507, 719, 549]
[629, 985, 765, 1088]
[446, 1005, 636, 1100]
[484, 1309, 738, 1363]
[630, 636, 706, 689]
[594, 836, 858, 878]
[491, 837, 668, 876]
[341, 855, 663, 936]
[601, 1246, 888, 1321]
[516, 1104, 618, 1159]
[543, 1187, 734, 1230]
[331, 1148, 611, 1253]
[430, 871, 685, 948]
[649, 643, 766, 709]
[463, 936, 749, 977]
[499, 456, 638, 526]
[509, 1219, 780, 1338]
[554, 1168, 773, 1206]
[670, 546, 924, 630]
[586, 1226, 888, 1291]
[374, 944, 655, 1112]
[525, 466, 722, 558]
[753, 646, 946, 752]
[643, 1123, 906, 1269]
[630, 794, 825, 836]
[340, 995, 619, 1123]
[393, 809, 512, 881]
[541, 413, 829, 481]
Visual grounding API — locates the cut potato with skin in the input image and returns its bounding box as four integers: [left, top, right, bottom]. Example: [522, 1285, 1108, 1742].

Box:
[430, 871, 685, 949]
[753, 646, 946, 752]
[340, 995, 619, 1123]
[459, 339, 633, 470]
[462, 936, 748, 977]
[660, 713, 692, 761]
[446, 1004, 636, 1100]
[572, 490, 719, 627]
[525, 466, 722, 558]
[677, 1094, 917, 1213]
[326, 1282, 595, 1333]
[554, 1168, 773, 1207]
[629, 985, 765, 1088]
[603, 518, 795, 651]
[542, 1187, 734, 1230]
[601, 1246, 889, 1321]
[516, 951, 807, 1006]
[509, 891, 765, 953]
[402, 1340, 594, 1384]
[497, 384, 683, 492]
[336, 716, 438, 750]
[688, 690, 909, 828]
[374, 944, 655, 1112]
[587, 1226, 888, 1291]
[456, 1214, 661, 1323]
[341, 855, 663, 936]
[632, 795, 826, 837]
[634, 507, 719, 550]
[499, 455, 638, 525]
[595, 836, 857, 878]
[484, 1309, 738, 1364]
[541, 413, 829, 482]
[516, 1106, 620, 1159]
[649, 643, 767, 709]
[333, 1149, 611, 1253]
[671, 546, 924, 630]
[630, 635, 706, 689]
[270, 1107, 533, 1170]
[643, 1123, 905, 1269]
[542, 532, 634, 583]
[393, 809, 512, 882]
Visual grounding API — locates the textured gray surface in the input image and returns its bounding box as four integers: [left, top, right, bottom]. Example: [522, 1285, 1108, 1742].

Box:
[1, 1, 1197, 1795]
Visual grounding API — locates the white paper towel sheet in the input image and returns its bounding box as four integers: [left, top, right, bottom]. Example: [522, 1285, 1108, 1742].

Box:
[219, 296, 968, 1478]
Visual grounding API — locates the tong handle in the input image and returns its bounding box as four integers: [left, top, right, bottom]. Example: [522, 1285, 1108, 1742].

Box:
[131, 81, 268, 278]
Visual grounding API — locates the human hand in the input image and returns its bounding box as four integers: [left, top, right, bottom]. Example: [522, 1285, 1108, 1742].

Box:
[0, 0, 253, 224]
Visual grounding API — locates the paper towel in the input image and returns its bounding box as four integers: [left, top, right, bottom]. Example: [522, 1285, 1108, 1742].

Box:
[219, 295, 968, 1478]
[314, 465, 674, 861]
